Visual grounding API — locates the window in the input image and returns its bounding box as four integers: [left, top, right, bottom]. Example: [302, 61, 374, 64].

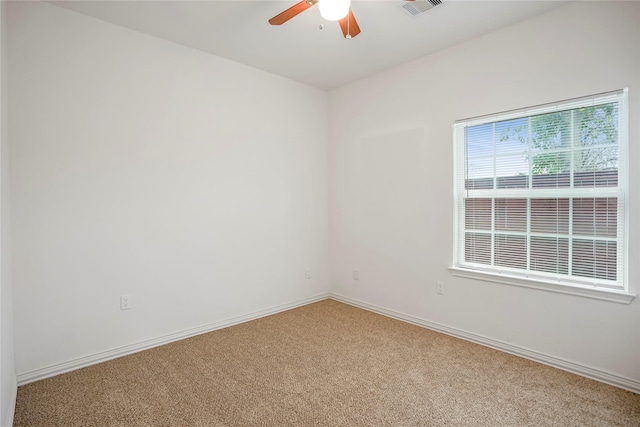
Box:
[452, 89, 633, 302]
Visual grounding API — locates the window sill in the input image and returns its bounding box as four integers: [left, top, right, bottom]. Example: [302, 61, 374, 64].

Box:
[448, 267, 636, 304]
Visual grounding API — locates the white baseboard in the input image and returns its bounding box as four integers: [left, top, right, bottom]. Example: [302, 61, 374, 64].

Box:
[329, 293, 640, 394]
[3, 374, 16, 427]
[17, 293, 330, 386]
[17, 292, 640, 395]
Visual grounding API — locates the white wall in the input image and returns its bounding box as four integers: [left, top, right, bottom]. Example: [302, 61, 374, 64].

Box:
[9, 1, 329, 378]
[328, 1, 640, 385]
[1, 0, 17, 424]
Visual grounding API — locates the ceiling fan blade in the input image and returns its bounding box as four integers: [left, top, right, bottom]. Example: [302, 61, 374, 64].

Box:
[338, 9, 361, 38]
[269, 1, 316, 25]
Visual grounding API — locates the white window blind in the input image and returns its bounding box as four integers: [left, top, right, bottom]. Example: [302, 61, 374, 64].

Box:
[453, 89, 628, 291]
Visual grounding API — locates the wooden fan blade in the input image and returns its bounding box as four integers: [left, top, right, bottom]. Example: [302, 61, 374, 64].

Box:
[269, 1, 315, 25]
[338, 9, 361, 38]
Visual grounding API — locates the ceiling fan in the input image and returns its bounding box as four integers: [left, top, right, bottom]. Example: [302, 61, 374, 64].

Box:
[269, 0, 421, 39]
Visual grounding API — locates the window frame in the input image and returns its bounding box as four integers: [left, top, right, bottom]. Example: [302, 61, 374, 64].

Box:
[451, 89, 635, 304]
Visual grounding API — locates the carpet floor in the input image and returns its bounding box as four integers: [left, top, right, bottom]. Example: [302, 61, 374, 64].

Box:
[13, 299, 640, 426]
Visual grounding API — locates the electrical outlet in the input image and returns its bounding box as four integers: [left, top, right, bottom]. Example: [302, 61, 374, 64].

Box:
[120, 295, 132, 310]
[353, 269, 360, 281]
[305, 269, 311, 279]
[436, 281, 445, 295]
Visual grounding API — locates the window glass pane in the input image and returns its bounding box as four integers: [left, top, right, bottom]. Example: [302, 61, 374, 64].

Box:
[495, 234, 527, 269]
[531, 198, 569, 234]
[495, 198, 526, 232]
[495, 118, 528, 154]
[531, 237, 568, 275]
[465, 233, 491, 265]
[530, 110, 572, 151]
[574, 147, 618, 170]
[466, 123, 493, 158]
[465, 198, 492, 230]
[496, 155, 529, 188]
[573, 147, 618, 187]
[528, 111, 571, 185]
[572, 239, 617, 281]
[573, 198, 617, 237]
[573, 103, 619, 187]
[574, 103, 618, 148]
[531, 152, 570, 188]
[465, 156, 493, 190]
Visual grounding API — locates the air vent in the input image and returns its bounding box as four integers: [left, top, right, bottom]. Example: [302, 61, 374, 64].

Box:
[401, 0, 442, 16]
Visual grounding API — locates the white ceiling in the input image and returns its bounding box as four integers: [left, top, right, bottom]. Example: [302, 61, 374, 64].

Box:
[50, 0, 569, 90]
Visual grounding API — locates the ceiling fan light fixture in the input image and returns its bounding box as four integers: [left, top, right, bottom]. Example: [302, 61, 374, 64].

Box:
[318, 0, 351, 21]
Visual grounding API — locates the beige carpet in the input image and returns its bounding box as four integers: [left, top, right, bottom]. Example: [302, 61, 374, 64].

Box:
[13, 299, 640, 426]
